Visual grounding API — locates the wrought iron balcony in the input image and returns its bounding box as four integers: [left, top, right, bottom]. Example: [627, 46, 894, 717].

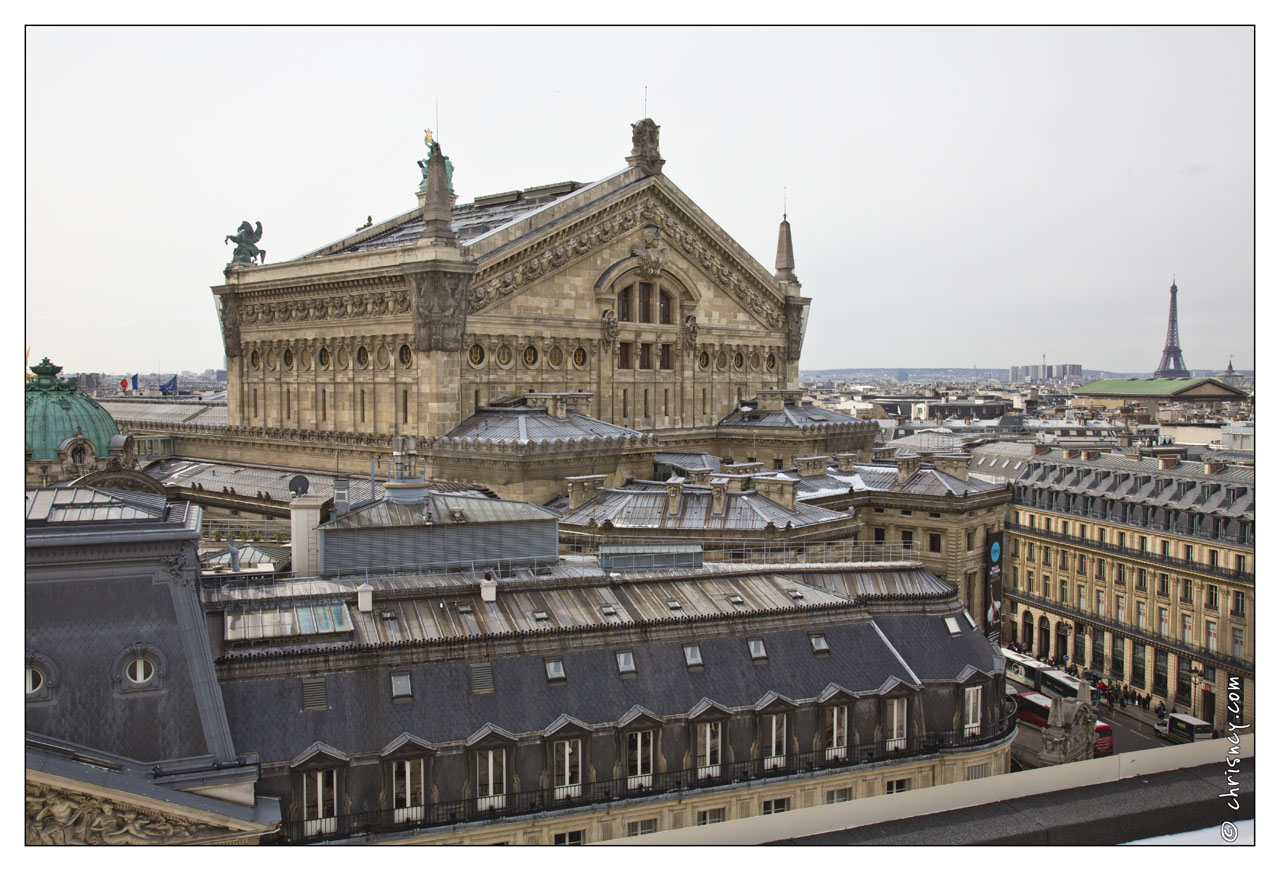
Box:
[266, 712, 1016, 845]
[1005, 522, 1253, 585]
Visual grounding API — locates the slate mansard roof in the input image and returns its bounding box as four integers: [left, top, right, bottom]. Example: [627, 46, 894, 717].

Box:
[210, 564, 998, 763]
[1015, 453, 1254, 523]
[718, 399, 866, 430]
[779, 463, 1005, 503]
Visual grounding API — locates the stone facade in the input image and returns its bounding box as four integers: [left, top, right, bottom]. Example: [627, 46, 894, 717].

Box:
[206, 121, 812, 488]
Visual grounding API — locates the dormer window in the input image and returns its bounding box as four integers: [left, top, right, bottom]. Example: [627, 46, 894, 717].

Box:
[748, 639, 767, 661]
[545, 659, 566, 682]
[809, 633, 830, 654]
[944, 616, 962, 635]
[616, 650, 636, 674]
[683, 644, 703, 667]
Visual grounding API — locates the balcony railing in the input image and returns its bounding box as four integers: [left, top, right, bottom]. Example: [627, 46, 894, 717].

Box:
[266, 712, 1016, 845]
[1006, 588, 1253, 675]
[1005, 522, 1253, 585]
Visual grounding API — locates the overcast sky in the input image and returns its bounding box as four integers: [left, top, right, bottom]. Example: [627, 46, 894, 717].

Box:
[25, 25, 1254, 375]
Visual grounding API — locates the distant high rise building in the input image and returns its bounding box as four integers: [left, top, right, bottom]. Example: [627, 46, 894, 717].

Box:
[1154, 280, 1191, 378]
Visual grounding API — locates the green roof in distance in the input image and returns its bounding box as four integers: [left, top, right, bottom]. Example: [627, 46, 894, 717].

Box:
[25, 357, 121, 461]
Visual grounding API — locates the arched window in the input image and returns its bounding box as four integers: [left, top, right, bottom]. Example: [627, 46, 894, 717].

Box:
[619, 281, 680, 324]
[659, 290, 673, 325]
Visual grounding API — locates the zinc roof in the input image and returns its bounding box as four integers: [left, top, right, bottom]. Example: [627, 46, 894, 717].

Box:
[444, 407, 642, 444]
[97, 399, 226, 426]
[319, 491, 556, 529]
[558, 483, 850, 531]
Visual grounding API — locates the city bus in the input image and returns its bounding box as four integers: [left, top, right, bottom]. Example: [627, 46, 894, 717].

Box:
[1015, 692, 1113, 757]
[1040, 669, 1102, 705]
[1002, 650, 1101, 704]
[1001, 648, 1049, 691]
[1155, 712, 1214, 744]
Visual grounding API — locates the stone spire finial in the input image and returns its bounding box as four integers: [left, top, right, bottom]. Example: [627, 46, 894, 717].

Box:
[626, 118, 665, 176]
[418, 141, 458, 245]
[775, 213, 797, 283]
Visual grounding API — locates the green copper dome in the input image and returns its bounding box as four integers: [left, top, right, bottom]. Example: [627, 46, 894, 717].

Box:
[25, 357, 121, 461]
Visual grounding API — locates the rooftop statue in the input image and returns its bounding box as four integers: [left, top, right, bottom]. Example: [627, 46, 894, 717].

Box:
[225, 221, 266, 264]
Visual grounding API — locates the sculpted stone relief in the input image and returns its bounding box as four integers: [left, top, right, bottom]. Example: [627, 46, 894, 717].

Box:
[237, 288, 411, 327]
[469, 195, 784, 330]
[406, 270, 470, 353]
[26, 783, 232, 845]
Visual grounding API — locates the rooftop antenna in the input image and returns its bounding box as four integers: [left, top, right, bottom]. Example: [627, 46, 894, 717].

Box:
[783, 186, 787, 220]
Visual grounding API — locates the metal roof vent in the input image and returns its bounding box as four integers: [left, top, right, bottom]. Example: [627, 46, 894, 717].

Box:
[470, 662, 494, 694]
[302, 676, 328, 711]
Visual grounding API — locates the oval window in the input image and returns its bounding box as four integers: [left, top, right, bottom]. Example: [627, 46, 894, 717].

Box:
[716, 351, 728, 370]
[250, 350, 261, 370]
[376, 345, 390, 368]
[399, 344, 413, 366]
[318, 347, 331, 368]
[125, 657, 154, 686]
[299, 347, 312, 369]
[283, 348, 294, 369]
[734, 352, 744, 369]
[750, 351, 760, 370]
[496, 345, 513, 367]
[766, 353, 776, 371]
[469, 344, 486, 366]
[336, 346, 350, 368]
[549, 346, 564, 368]
[698, 351, 710, 369]
[524, 345, 539, 367]
[573, 347, 587, 368]
[356, 346, 370, 368]
[265, 349, 278, 370]
[26, 667, 44, 695]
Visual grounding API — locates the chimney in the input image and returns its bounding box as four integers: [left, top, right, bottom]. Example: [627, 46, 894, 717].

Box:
[710, 478, 728, 515]
[723, 473, 751, 492]
[1082, 450, 1100, 461]
[933, 455, 970, 482]
[333, 477, 349, 516]
[1032, 445, 1051, 455]
[1158, 455, 1179, 470]
[686, 467, 711, 485]
[1125, 451, 1142, 461]
[751, 475, 797, 511]
[480, 571, 497, 603]
[723, 461, 765, 475]
[834, 453, 858, 472]
[1062, 449, 1080, 460]
[665, 476, 684, 516]
[795, 455, 831, 477]
[566, 474, 607, 510]
[1204, 461, 1226, 475]
[357, 583, 373, 613]
[896, 455, 921, 484]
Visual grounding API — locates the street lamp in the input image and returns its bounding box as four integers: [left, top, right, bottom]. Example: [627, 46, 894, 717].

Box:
[1189, 665, 1204, 719]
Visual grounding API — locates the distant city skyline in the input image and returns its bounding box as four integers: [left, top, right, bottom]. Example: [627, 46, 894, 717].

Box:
[26, 26, 1254, 374]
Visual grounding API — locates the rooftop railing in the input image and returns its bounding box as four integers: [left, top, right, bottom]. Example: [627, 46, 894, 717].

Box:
[266, 710, 1016, 845]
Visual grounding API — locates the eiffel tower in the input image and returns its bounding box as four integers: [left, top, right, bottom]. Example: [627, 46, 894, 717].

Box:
[1154, 279, 1191, 378]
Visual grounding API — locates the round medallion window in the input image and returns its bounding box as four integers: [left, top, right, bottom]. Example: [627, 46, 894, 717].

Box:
[549, 346, 564, 368]
[376, 345, 390, 368]
[125, 657, 154, 686]
[336, 346, 350, 368]
[250, 350, 261, 369]
[299, 347, 312, 369]
[716, 351, 728, 370]
[399, 344, 413, 366]
[265, 349, 278, 370]
[698, 350, 710, 369]
[283, 348, 294, 369]
[734, 352, 744, 369]
[573, 347, 588, 368]
[524, 345, 539, 367]
[496, 345, 513, 367]
[356, 346, 369, 368]
[469, 344, 486, 366]
[319, 347, 331, 368]
[750, 351, 760, 370]
[26, 667, 44, 695]
[766, 353, 776, 371]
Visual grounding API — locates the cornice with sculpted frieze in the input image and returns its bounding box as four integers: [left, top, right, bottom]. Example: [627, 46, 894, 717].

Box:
[238, 287, 412, 327]
[469, 191, 785, 329]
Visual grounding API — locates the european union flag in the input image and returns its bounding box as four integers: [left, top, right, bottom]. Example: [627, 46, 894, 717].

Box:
[131, 374, 138, 392]
[160, 375, 178, 394]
